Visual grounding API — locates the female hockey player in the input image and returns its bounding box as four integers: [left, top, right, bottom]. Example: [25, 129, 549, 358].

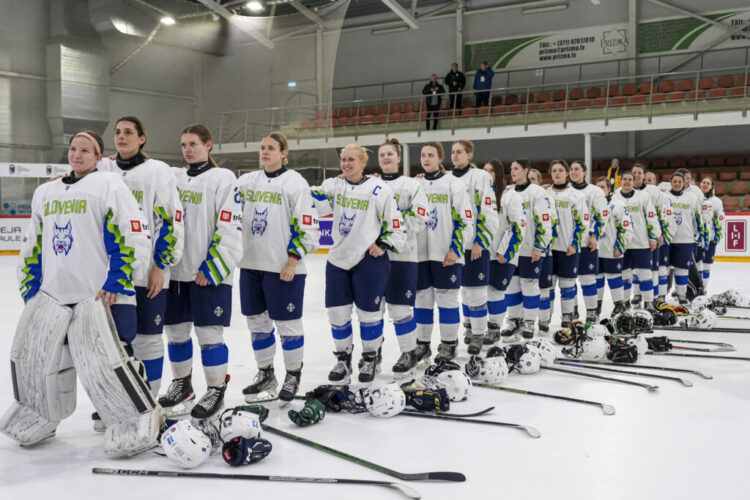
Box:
[613, 171, 661, 312]
[2, 131, 159, 454]
[632, 163, 667, 310]
[238, 133, 319, 403]
[697, 176, 724, 291]
[159, 124, 242, 420]
[595, 177, 632, 315]
[377, 137, 429, 376]
[484, 160, 525, 345]
[448, 140, 498, 354]
[539, 160, 586, 329]
[312, 144, 405, 384]
[500, 159, 553, 340]
[663, 172, 706, 303]
[413, 142, 474, 363]
[568, 160, 607, 325]
[97, 117, 184, 397]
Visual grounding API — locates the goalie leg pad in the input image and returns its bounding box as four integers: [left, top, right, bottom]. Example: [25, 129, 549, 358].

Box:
[67, 298, 161, 455]
[0, 292, 75, 445]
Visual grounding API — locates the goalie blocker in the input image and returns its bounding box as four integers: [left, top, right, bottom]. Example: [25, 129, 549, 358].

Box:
[0, 292, 163, 456]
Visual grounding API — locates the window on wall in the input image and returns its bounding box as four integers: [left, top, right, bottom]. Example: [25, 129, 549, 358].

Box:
[0, 177, 42, 215]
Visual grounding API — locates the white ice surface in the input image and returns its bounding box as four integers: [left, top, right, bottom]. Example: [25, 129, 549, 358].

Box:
[1, 254, 750, 500]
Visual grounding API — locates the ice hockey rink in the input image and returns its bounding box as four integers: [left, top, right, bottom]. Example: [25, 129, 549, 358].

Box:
[1, 253, 749, 500]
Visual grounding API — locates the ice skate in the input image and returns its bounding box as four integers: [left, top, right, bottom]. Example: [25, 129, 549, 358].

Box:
[462, 320, 472, 345]
[483, 322, 502, 345]
[521, 320, 535, 340]
[358, 345, 382, 374]
[392, 350, 419, 380]
[358, 351, 378, 384]
[191, 374, 229, 421]
[158, 375, 195, 418]
[328, 351, 352, 384]
[500, 318, 522, 343]
[242, 366, 278, 403]
[414, 340, 432, 366]
[467, 334, 483, 355]
[435, 340, 458, 362]
[278, 368, 302, 406]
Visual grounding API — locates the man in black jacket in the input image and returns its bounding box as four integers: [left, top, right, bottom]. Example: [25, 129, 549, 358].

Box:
[422, 74, 445, 130]
[445, 63, 466, 110]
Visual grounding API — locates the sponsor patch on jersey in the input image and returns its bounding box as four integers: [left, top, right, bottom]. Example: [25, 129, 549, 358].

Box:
[485, 196, 492, 205]
[603, 209, 609, 217]
[719, 215, 724, 220]
[584, 213, 589, 221]
[648, 212, 654, 218]
[302, 214, 313, 226]
[175, 210, 182, 223]
[667, 210, 672, 215]
[220, 210, 232, 222]
[393, 219, 401, 229]
[542, 213, 550, 222]
[130, 220, 142, 232]
[417, 206, 426, 217]
[623, 220, 629, 226]
[465, 210, 473, 219]
[702, 204, 708, 210]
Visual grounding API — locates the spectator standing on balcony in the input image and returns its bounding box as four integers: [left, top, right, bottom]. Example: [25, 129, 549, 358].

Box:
[445, 63, 466, 111]
[422, 75, 445, 131]
[473, 61, 494, 108]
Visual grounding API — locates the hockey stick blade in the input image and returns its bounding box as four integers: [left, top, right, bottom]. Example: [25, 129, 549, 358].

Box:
[655, 325, 750, 334]
[399, 411, 541, 438]
[261, 425, 465, 482]
[402, 406, 495, 418]
[672, 345, 735, 353]
[92, 468, 421, 499]
[566, 359, 713, 380]
[543, 365, 659, 391]
[474, 383, 615, 415]
[646, 352, 750, 361]
[666, 339, 734, 349]
[557, 361, 693, 387]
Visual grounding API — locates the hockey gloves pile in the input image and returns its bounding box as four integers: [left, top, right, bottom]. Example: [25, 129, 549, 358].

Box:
[288, 398, 326, 427]
[645, 336, 672, 352]
[222, 436, 272, 466]
[400, 379, 450, 412]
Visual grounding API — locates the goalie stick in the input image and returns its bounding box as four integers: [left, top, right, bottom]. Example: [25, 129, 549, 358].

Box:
[261, 424, 466, 482]
[402, 407, 495, 418]
[565, 359, 713, 379]
[646, 352, 750, 362]
[474, 384, 615, 415]
[92, 468, 420, 499]
[556, 361, 693, 387]
[542, 366, 659, 391]
[398, 411, 541, 438]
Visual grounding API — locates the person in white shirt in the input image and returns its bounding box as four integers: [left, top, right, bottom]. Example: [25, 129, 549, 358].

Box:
[312, 144, 406, 384]
[160, 124, 243, 420]
[378, 137, 429, 375]
[697, 176, 724, 291]
[237, 133, 319, 403]
[98, 116, 184, 398]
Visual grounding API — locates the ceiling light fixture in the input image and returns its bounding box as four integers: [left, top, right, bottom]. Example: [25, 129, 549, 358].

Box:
[247, 1, 264, 12]
[160, 16, 176, 25]
[521, 2, 568, 14]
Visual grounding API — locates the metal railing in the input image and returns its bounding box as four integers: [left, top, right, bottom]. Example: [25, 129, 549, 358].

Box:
[217, 63, 750, 148]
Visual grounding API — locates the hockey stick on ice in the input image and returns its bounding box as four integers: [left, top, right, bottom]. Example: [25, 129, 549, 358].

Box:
[646, 352, 750, 361]
[542, 366, 659, 391]
[398, 411, 541, 438]
[474, 383, 615, 415]
[401, 406, 495, 418]
[261, 425, 466, 482]
[92, 468, 421, 499]
[655, 325, 750, 334]
[565, 359, 713, 379]
[666, 339, 734, 349]
[556, 361, 693, 387]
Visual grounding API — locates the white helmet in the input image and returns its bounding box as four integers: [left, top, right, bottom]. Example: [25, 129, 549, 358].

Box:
[691, 296, 712, 312]
[586, 324, 609, 339]
[436, 370, 472, 402]
[691, 308, 718, 330]
[632, 309, 654, 334]
[516, 345, 541, 374]
[726, 289, 746, 307]
[528, 339, 555, 367]
[219, 409, 261, 442]
[161, 420, 212, 469]
[475, 356, 509, 385]
[363, 383, 406, 417]
[581, 337, 610, 361]
[626, 335, 648, 355]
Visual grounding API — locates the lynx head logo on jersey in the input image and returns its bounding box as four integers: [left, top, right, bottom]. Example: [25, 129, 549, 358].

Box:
[339, 212, 356, 237]
[251, 208, 268, 236]
[426, 208, 439, 230]
[52, 221, 73, 256]
[675, 211, 683, 226]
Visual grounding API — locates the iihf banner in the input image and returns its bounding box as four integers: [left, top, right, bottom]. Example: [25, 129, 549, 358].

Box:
[465, 8, 750, 70]
[715, 212, 750, 260]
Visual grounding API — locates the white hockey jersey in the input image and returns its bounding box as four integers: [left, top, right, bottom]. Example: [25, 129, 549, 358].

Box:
[382, 174, 430, 263]
[700, 194, 724, 245]
[546, 186, 587, 253]
[636, 184, 669, 244]
[515, 182, 554, 257]
[312, 176, 406, 270]
[448, 167, 499, 250]
[663, 189, 706, 246]
[613, 188, 660, 249]
[237, 168, 320, 274]
[571, 182, 607, 240]
[492, 188, 525, 266]
[599, 196, 633, 259]
[98, 157, 184, 287]
[18, 171, 151, 305]
[415, 171, 474, 264]
[171, 166, 243, 285]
